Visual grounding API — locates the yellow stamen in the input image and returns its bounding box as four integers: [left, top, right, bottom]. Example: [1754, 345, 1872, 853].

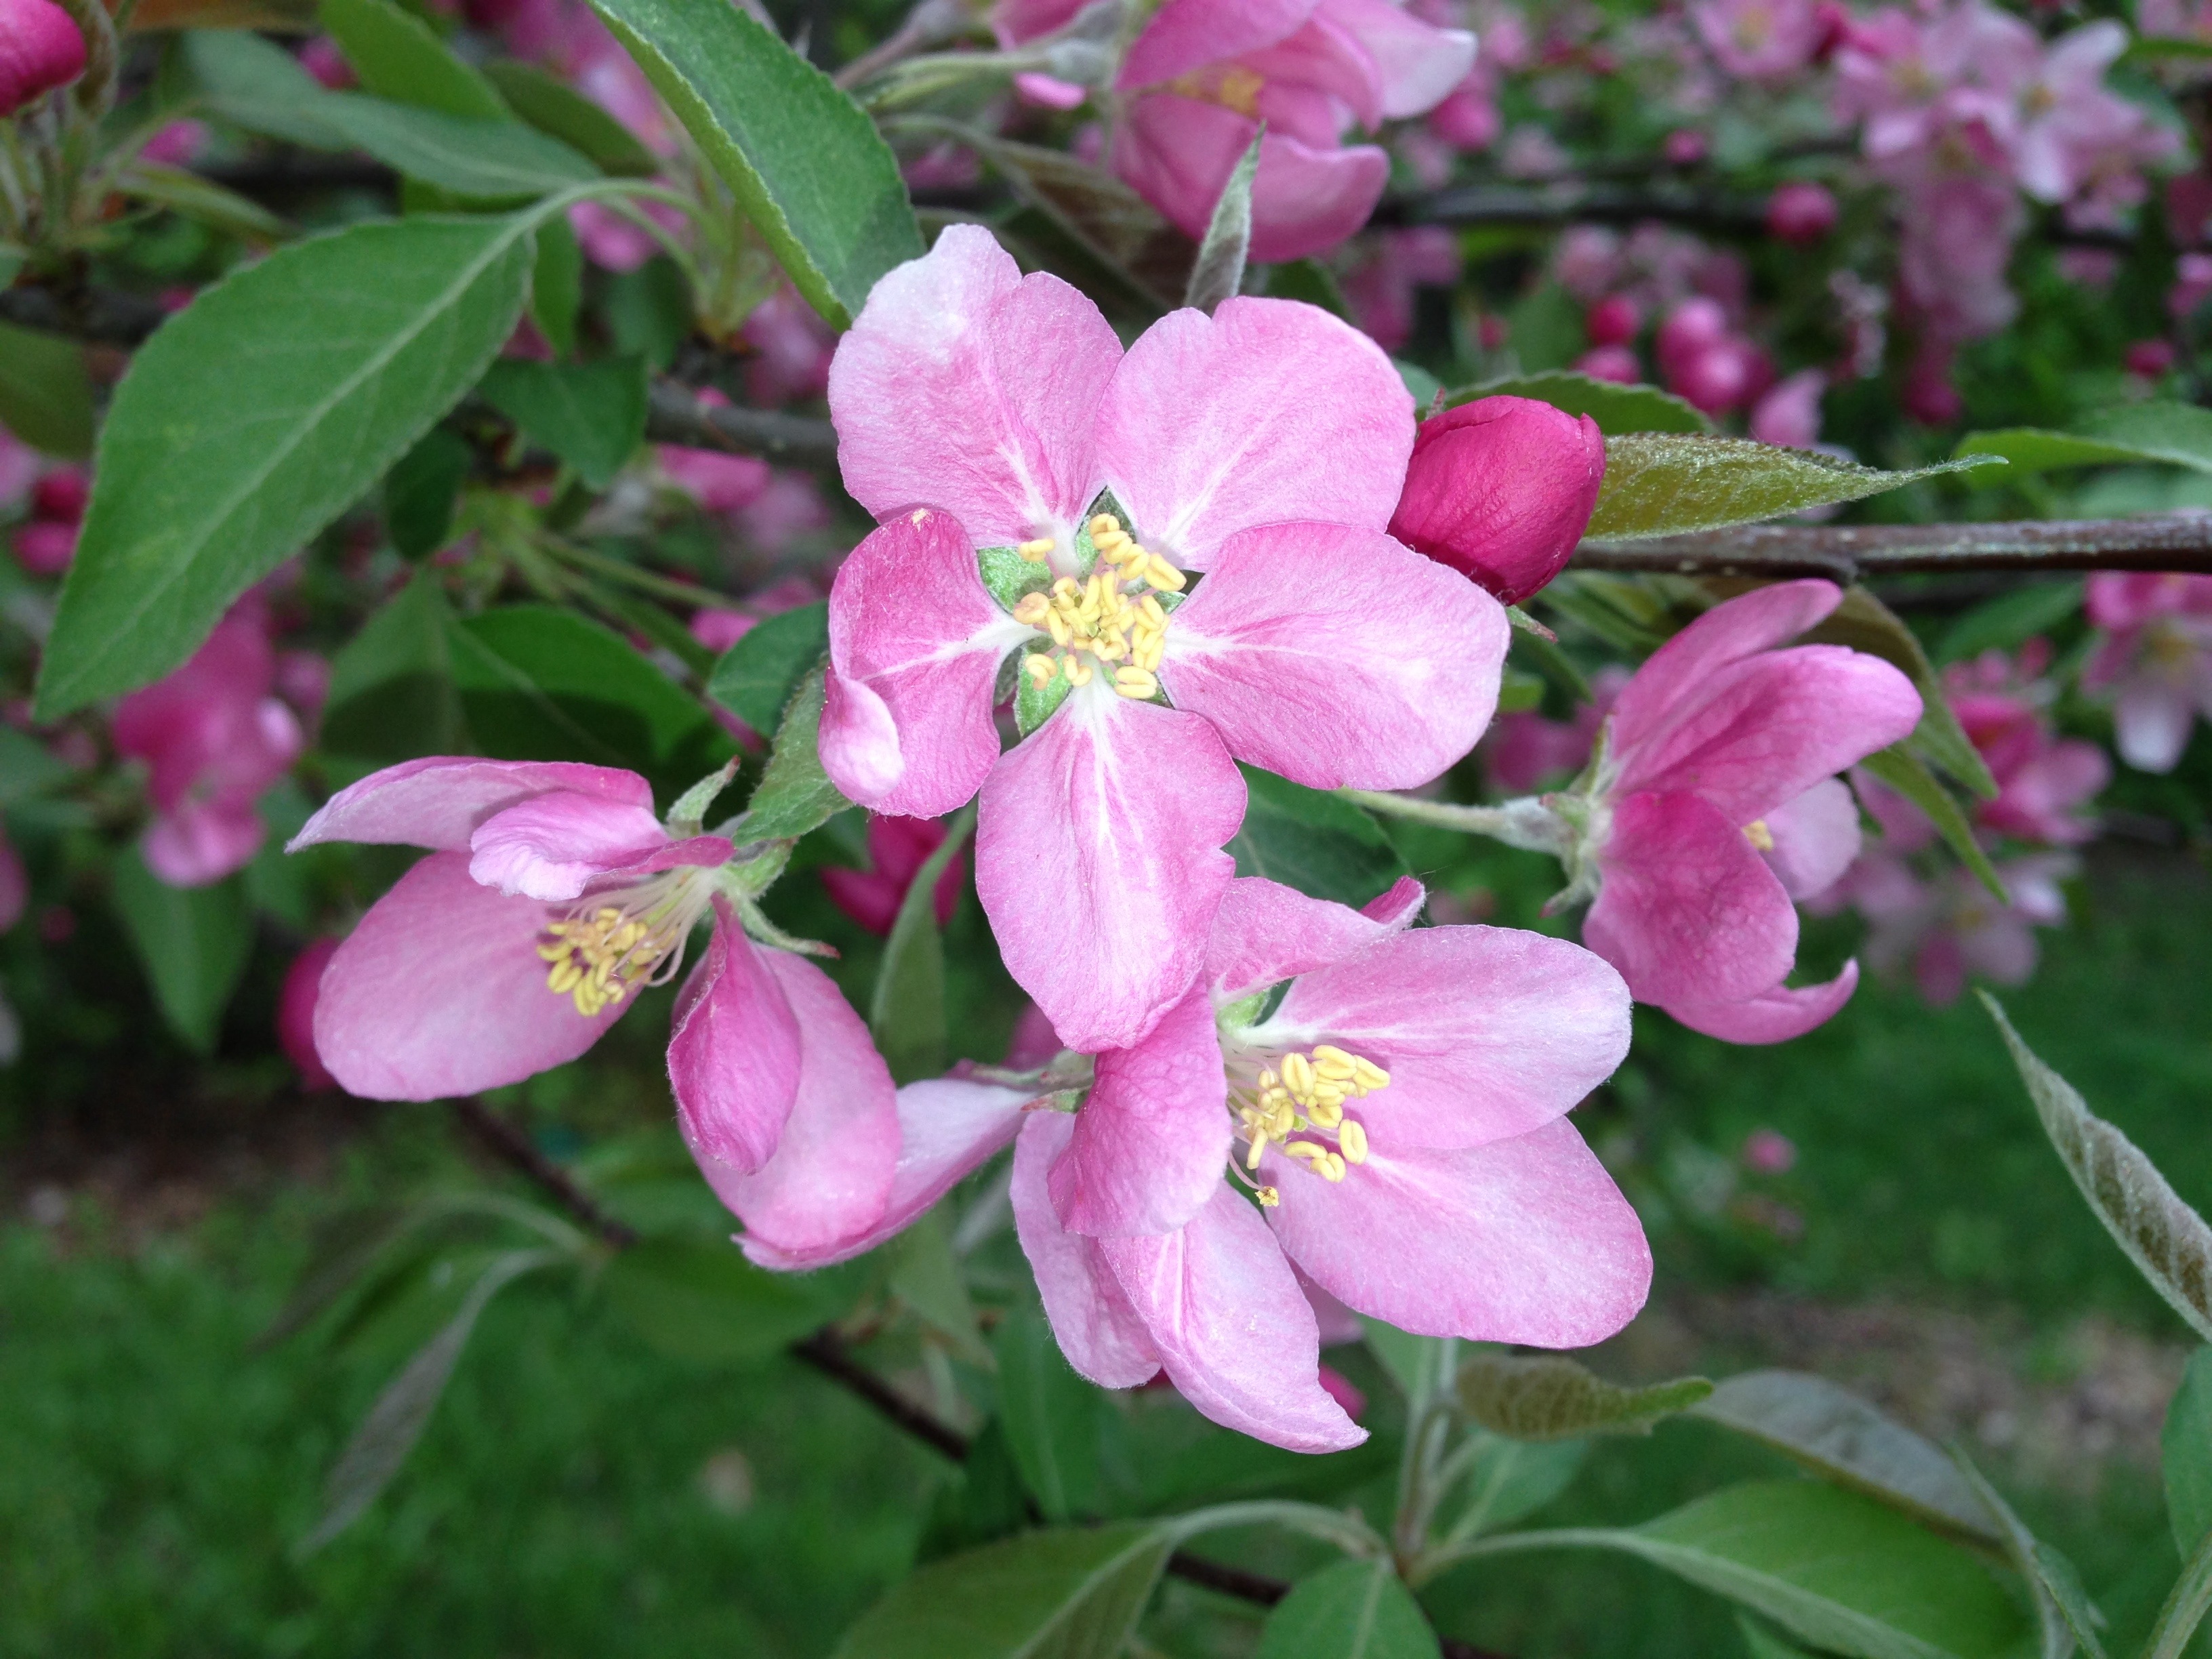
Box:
[1065, 653, 1094, 687]
[1113, 665, 1159, 700]
[1046, 611, 1073, 647]
[1087, 512, 1122, 539]
[1338, 1120, 1368, 1164]
[1744, 819, 1776, 853]
[1024, 653, 1057, 689]
[1145, 554, 1187, 592]
[1017, 536, 1055, 561]
[1013, 592, 1052, 628]
[1255, 1186, 1281, 1206]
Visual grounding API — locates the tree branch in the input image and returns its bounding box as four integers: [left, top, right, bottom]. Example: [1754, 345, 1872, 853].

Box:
[642, 380, 840, 467]
[0, 283, 167, 347]
[1573, 514, 2212, 581]
[449, 1097, 638, 1248]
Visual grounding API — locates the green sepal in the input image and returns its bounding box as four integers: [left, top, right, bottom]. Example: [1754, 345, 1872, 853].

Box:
[979, 545, 1053, 612]
[1015, 656, 1073, 736]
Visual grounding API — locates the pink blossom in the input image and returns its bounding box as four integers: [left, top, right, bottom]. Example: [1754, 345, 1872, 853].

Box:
[1105, 0, 1477, 261]
[0, 0, 84, 117]
[737, 472, 833, 554]
[2127, 339, 2178, 377]
[112, 597, 308, 887]
[8, 456, 85, 577]
[739, 287, 837, 407]
[1741, 1128, 1796, 1173]
[280, 939, 341, 1091]
[659, 388, 773, 512]
[1342, 227, 1462, 352]
[140, 120, 209, 168]
[1901, 344, 1964, 426]
[1585, 294, 1641, 347]
[1830, 844, 2072, 1005]
[2172, 252, 2212, 319]
[1765, 181, 1839, 245]
[1693, 0, 1824, 81]
[1944, 644, 2108, 844]
[298, 36, 355, 88]
[1005, 876, 1647, 1451]
[1574, 344, 1643, 384]
[820, 815, 967, 936]
[2083, 572, 2212, 771]
[819, 226, 1507, 1052]
[1749, 369, 1826, 449]
[1663, 128, 1710, 166]
[1386, 395, 1605, 604]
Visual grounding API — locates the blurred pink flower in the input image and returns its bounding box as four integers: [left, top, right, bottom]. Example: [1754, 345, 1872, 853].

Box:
[1765, 180, 1839, 245]
[1749, 369, 1826, 449]
[1833, 844, 2072, 1005]
[1342, 226, 1462, 351]
[1585, 294, 1641, 346]
[1482, 665, 1629, 793]
[1944, 644, 2108, 844]
[139, 120, 209, 167]
[1574, 344, 1643, 383]
[279, 939, 341, 1091]
[1694, 0, 1824, 80]
[820, 814, 966, 936]
[2126, 338, 2177, 377]
[739, 287, 837, 407]
[2083, 572, 2212, 771]
[1742, 1128, 1797, 1173]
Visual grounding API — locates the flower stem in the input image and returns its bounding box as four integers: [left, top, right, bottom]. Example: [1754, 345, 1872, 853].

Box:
[1340, 790, 1571, 856]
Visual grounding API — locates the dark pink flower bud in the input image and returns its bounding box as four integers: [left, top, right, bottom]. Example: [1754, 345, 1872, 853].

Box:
[2126, 338, 2176, 377]
[1574, 344, 1643, 384]
[12, 520, 77, 577]
[1387, 395, 1605, 605]
[280, 939, 342, 1091]
[1585, 293, 1641, 346]
[0, 0, 85, 117]
[1902, 353, 1963, 426]
[1668, 342, 1751, 415]
[30, 467, 87, 524]
[1656, 297, 1729, 378]
[1742, 1128, 1797, 1174]
[1765, 181, 1838, 246]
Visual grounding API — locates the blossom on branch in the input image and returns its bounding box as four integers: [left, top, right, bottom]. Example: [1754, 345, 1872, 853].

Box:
[2083, 573, 2212, 773]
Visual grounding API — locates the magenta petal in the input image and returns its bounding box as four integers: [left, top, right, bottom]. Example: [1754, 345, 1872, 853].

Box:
[1118, 0, 1316, 88]
[1662, 960, 1860, 1044]
[1012, 1113, 1163, 1388]
[827, 224, 1120, 545]
[1260, 926, 1631, 1150]
[977, 693, 1244, 1052]
[1267, 1119, 1651, 1346]
[142, 797, 268, 887]
[1161, 523, 1507, 788]
[744, 1077, 1032, 1269]
[1101, 1183, 1367, 1452]
[1584, 791, 1799, 1006]
[1318, 0, 1477, 116]
[1607, 580, 1842, 764]
[290, 758, 652, 853]
[1207, 876, 1425, 1004]
[1760, 778, 1862, 901]
[821, 508, 1031, 817]
[1050, 989, 1231, 1236]
[695, 951, 900, 1259]
[314, 852, 625, 1099]
[1094, 289, 1412, 569]
[1112, 105, 1392, 266]
[667, 903, 802, 1172]
[468, 793, 674, 901]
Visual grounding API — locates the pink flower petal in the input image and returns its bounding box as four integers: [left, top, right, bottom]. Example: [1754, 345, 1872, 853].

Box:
[314, 852, 626, 1099]
[290, 758, 652, 854]
[142, 796, 268, 887]
[977, 692, 1244, 1052]
[693, 951, 900, 1260]
[1012, 1113, 1163, 1388]
[827, 224, 1120, 546]
[667, 902, 802, 1172]
[1607, 579, 1843, 765]
[1584, 790, 1798, 1006]
[2115, 681, 2196, 772]
[1266, 1118, 1650, 1346]
[1317, 0, 1477, 116]
[1050, 989, 1231, 1236]
[1759, 778, 1862, 901]
[468, 793, 700, 901]
[821, 508, 1031, 817]
[1118, 0, 1317, 89]
[1101, 1181, 1367, 1452]
[1095, 293, 1411, 570]
[1160, 522, 1506, 788]
[1207, 875, 1425, 1003]
[280, 937, 340, 1091]
[745, 1077, 1032, 1269]
[1662, 960, 1860, 1044]
[1257, 924, 1631, 1149]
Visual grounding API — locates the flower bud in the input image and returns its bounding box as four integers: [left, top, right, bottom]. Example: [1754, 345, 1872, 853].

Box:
[1669, 341, 1751, 415]
[0, 0, 87, 117]
[2125, 338, 2176, 378]
[1584, 293, 1641, 347]
[1655, 297, 1729, 379]
[1765, 181, 1838, 246]
[1574, 344, 1642, 384]
[1387, 395, 1605, 605]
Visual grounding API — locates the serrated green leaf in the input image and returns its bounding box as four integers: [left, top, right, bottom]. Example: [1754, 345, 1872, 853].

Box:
[994, 1308, 1120, 1523]
[705, 601, 830, 734]
[2165, 1349, 2212, 1561]
[1857, 747, 2007, 903]
[478, 356, 646, 488]
[587, 0, 922, 328]
[485, 58, 659, 176]
[1231, 767, 1408, 907]
[314, 95, 598, 200]
[1586, 436, 1999, 539]
[1448, 371, 1712, 436]
[118, 161, 291, 242]
[870, 811, 969, 1085]
[828, 1522, 1172, 1659]
[0, 319, 94, 457]
[1799, 586, 1997, 802]
[109, 852, 254, 1055]
[739, 667, 852, 843]
[38, 213, 537, 718]
[1458, 1353, 1711, 1441]
[1254, 1558, 1440, 1659]
[320, 0, 509, 119]
[1692, 1371, 2001, 1542]
[1956, 404, 2212, 476]
[1985, 995, 2212, 1347]
[178, 30, 355, 149]
[598, 1236, 859, 1365]
[1184, 129, 1261, 315]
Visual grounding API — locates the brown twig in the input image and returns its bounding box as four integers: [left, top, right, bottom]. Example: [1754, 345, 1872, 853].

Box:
[789, 1328, 975, 1460]
[448, 1096, 638, 1248]
[1574, 514, 2212, 581]
[641, 380, 841, 467]
[0, 283, 167, 347]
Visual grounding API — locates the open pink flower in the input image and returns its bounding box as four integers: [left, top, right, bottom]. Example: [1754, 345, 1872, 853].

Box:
[112, 596, 308, 887]
[2083, 573, 2212, 773]
[1944, 644, 2107, 844]
[0, 0, 84, 117]
[821, 815, 966, 936]
[1822, 840, 2071, 1006]
[287, 757, 903, 1254]
[1692, 0, 1824, 81]
[821, 226, 1506, 1052]
[1010, 876, 1644, 1452]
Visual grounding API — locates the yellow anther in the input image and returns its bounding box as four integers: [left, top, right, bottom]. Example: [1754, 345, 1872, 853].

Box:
[1256, 1186, 1281, 1207]
[1052, 576, 1082, 600]
[1744, 819, 1776, 853]
[1013, 592, 1052, 627]
[1088, 512, 1122, 539]
[1338, 1120, 1368, 1164]
[1256, 1067, 1278, 1090]
[1352, 1058, 1389, 1092]
[1307, 1097, 1344, 1130]
[1284, 1140, 1329, 1166]
[1246, 1135, 1267, 1170]
[1065, 653, 1094, 687]
[1024, 653, 1058, 689]
[1046, 611, 1073, 647]
[1139, 595, 1168, 630]
[1113, 665, 1158, 699]
[1017, 536, 1055, 561]
[1319, 1153, 1347, 1183]
[1281, 1052, 1315, 1095]
[1312, 1051, 1357, 1082]
[1136, 636, 1165, 673]
[1145, 554, 1187, 592]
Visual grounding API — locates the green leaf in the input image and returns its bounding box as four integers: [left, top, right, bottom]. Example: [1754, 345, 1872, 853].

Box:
[1448, 371, 1712, 436]
[313, 95, 598, 200]
[299, 1247, 556, 1553]
[1799, 586, 1997, 802]
[2165, 1349, 2212, 1560]
[828, 1522, 1172, 1659]
[0, 727, 72, 805]
[1457, 1352, 1711, 1441]
[1621, 1481, 2026, 1659]
[109, 852, 254, 1055]
[1948, 1450, 2104, 1659]
[177, 29, 354, 148]
[384, 426, 473, 560]
[1984, 994, 2212, 1346]
[1253, 1558, 1440, 1659]
[890, 1209, 989, 1365]
[530, 213, 583, 354]
[598, 1236, 858, 1364]
[1691, 1371, 2001, 1543]
[485, 58, 659, 176]
[1231, 767, 1409, 907]
[1451, 1432, 1587, 1537]
[1738, 1614, 1820, 1659]
[1257, 257, 1351, 321]
[320, 0, 509, 119]
[994, 1308, 1117, 1523]
[118, 161, 292, 243]
[38, 213, 538, 718]
[0, 319, 94, 458]
[705, 600, 830, 734]
[587, 0, 923, 327]
[446, 604, 733, 787]
[2147, 1526, 2212, 1659]
[964, 136, 1191, 314]
[1586, 436, 1998, 540]
[1183, 129, 1261, 315]
[1856, 747, 2007, 904]
[478, 356, 647, 488]
[1504, 281, 1584, 374]
[739, 667, 852, 843]
[1934, 581, 2083, 667]
[322, 572, 464, 759]
[1955, 404, 2212, 476]
[870, 811, 970, 1085]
